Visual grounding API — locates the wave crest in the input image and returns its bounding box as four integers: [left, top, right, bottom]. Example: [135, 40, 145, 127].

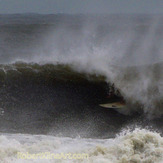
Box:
[87, 129, 163, 163]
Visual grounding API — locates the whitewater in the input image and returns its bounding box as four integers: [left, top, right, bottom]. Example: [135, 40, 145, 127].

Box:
[0, 14, 163, 163]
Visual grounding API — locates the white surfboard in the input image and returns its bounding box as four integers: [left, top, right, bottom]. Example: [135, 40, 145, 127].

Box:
[99, 102, 126, 109]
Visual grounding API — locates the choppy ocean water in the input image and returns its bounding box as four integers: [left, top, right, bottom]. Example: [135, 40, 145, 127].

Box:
[0, 14, 163, 163]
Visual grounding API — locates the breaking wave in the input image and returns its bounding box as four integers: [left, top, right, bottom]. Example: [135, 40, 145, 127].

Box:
[87, 128, 163, 163]
[0, 14, 163, 163]
[1, 15, 163, 118]
[1, 61, 163, 118]
[0, 128, 162, 163]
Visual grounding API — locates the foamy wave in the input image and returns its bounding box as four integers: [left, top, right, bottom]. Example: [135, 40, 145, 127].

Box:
[110, 63, 163, 118]
[1, 15, 163, 118]
[87, 129, 163, 163]
[68, 60, 163, 118]
[0, 129, 163, 163]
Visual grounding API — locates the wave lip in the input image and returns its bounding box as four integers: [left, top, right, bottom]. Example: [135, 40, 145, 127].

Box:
[0, 62, 105, 82]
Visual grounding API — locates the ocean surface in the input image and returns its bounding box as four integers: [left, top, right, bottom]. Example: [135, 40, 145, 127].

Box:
[0, 14, 163, 163]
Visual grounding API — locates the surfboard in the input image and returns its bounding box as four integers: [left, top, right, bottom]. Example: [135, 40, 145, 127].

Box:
[99, 102, 126, 109]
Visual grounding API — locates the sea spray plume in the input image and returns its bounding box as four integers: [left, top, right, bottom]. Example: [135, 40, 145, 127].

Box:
[40, 15, 163, 118]
[1, 15, 163, 118]
[109, 17, 163, 118]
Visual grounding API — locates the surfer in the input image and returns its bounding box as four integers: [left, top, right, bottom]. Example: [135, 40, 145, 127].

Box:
[107, 83, 120, 99]
[100, 84, 126, 110]
[107, 84, 125, 103]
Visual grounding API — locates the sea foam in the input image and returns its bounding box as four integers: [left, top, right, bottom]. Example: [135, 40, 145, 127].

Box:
[0, 129, 162, 163]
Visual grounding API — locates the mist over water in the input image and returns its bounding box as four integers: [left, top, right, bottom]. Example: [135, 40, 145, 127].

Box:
[0, 14, 163, 162]
[2, 14, 162, 117]
[46, 15, 163, 118]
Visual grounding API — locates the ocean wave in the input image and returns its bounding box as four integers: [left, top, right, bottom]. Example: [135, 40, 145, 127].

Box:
[0, 61, 163, 118]
[0, 14, 163, 118]
[0, 128, 162, 163]
[87, 128, 163, 163]
[0, 62, 105, 83]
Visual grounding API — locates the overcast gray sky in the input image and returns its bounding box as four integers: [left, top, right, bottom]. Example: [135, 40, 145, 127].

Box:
[0, 0, 162, 14]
